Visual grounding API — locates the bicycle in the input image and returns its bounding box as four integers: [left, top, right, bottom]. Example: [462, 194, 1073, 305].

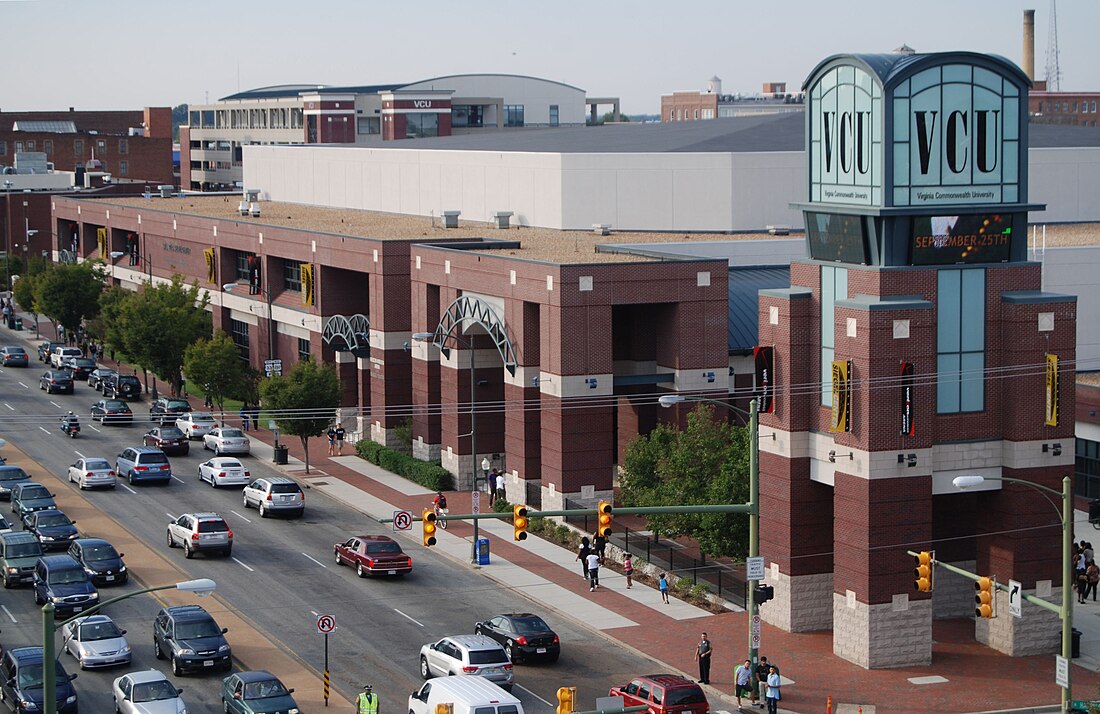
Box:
[433, 503, 449, 529]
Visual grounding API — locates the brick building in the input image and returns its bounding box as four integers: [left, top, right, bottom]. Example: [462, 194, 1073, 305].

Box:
[1028, 91, 1100, 127]
[661, 77, 804, 123]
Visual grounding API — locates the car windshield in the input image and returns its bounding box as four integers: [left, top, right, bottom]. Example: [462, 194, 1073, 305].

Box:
[84, 459, 111, 470]
[36, 513, 70, 527]
[217, 460, 242, 469]
[197, 520, 228, 533]
[0, 468, 28, 482]
[175, 620, 222, 639]
[7, 542, 42, 557]
[20, 486, 50, 499]
[103, 400, 127, 410]
[78, 620, 121, 641]
[665, 688, 707, 706]
[94, 370, 116, 377]
[48, 569, 86, 585]
[510, 617, 551, 634]
[6, 348, 25, 355]
[158, 427, 184, 439]
[16, 662, 65, 689]
[468, 650, 508, 665]
[82, 545, 118, 562]
[132, 680, 179, 702]
[139, 453, 169, 465]
[270, 483, 300, 494]
[365, 542, 402, 554]
[166, 400, 189, 410]
[220, 429, 244, 438]
[118, 376, 140, 384]
[244, 679, 290, 699]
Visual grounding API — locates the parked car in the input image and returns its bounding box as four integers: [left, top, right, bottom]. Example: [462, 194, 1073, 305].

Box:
[222, 670, 299, 714]
[115, 447, 172, 485]
[409, 675, 523, 714]
[0, 646, 79, 714]
[33, 554, 99, 618]
[166, 512, 232, 558]
[203, 427, 251, 456]
[67, 537, 127, 586]
[10, 482, 57, 523]
[0, 465, 32, 500]
[610, 675, 710, 714]
[0, 515, 10, 534]
[25, 509, 79, 550]
[334, 534, 412, 578]
[153, 604, 232, 675]
[474, 613, 561, 663]
[37, 341, 62, 362]
[87, 367, 117, 391]
[113, 669, 187, 714]
[39, 369, 74, 394]
[61, 614, 132, 669]
[102, 373, 142, 400]
[50, 346, 81, 369]
[0, 346, 28, 367]
[67, 457, 117, 490]
[143, 426, 190, 455]
[90, 398, 134, 424]
[149, 396, 193, 426]
[242, 476, 305, 518]
[419, 635, 513, 690]
[176, 411, 218, 439]
[198, 457, 251, 488]
[60, 356, 96, 380]
[0, 531, 44, 588]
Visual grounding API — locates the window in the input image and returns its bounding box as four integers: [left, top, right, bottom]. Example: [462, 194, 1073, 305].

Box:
[820, 265, 848, 406]
[43, 140, 52, 156]
[230, 319, 250, 360]
[74, 139, 83, 157]
[25, 141, 35, 151]
[0, 141, 6, 156]
[1075, 438, 1100, 498]
[1093, 101, 1097, 113]
[14, 141, 23, 153]
[504, 104, 525, 127]
[405, 113, 438, 138]
[937, 269, 985, 413]
[118, 139, 128, 155]
[235, 252, 255, 281]
[451, 105, 483, 128]
[282, 259, 302, 291]
[119, 160, 128, 176]
[298, 338, 311, 362]
[357, 117, 380, 134]
[549, 105, 559, 127]
[1074, 102, 1079, 113]
[97, 140, 106, 153]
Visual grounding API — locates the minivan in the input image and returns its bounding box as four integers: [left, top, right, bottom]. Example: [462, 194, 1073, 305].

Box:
[33, 554, 99, 618]
[409, 673, 523, 714]
[115, 447, 172, 485]
[0, 646, 78, 714]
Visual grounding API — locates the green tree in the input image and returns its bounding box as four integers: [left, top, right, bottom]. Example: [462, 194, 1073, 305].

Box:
[89, 284, 130, 351]
[258, 359, 340, 474]
[619, 404, 751, 558]
[183, 332, 247, 410]
[33, 261, 107, 335]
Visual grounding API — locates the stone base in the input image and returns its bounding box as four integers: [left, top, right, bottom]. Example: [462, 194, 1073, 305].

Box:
[761, 568, 833, 632]
[368, 421, 401, 450]
[412, 437, 442, 464]
[975, 587, 1061, 656]
[539, 484, 613, 514]
[504, 472, 530, 507]
[932, 559, 976, 619]
[833, 593, 932, 668]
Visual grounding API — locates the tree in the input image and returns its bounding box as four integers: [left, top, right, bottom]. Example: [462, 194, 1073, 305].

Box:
[183, 332, 247, 410]
[33, 261, 107, 335]
[89, 284, 129, 352]
[619, 404, 751, 558]
[258, 359, 340, 474]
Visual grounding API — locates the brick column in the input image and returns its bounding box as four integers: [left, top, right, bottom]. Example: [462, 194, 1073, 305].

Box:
[503, 299, 541, 505]
[437, 341, 498, 490]
[335, 352, 357, 406]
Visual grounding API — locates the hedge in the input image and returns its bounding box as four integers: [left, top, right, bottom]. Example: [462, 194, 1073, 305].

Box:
[355, 439, 454, 491]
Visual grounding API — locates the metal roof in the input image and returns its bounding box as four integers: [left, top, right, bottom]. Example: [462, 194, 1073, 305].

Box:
[11, 120, 76, 133]
[220, 83, 406, 101]
[728, 266, 791, 353]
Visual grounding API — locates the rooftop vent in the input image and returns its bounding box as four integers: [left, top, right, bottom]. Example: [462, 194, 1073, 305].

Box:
[244, 188, 260, 203]
[158, 185, 174, 198]
[767, 225, 790, 236]
[441, 210, 461, 229]
[491, 211, 513, 229]
[592, 223, 611, 236]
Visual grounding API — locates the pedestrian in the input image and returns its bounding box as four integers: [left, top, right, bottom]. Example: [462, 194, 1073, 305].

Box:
[586, 550, 600, 591]
[659, 572, 670, 604]
[1087, 560, 1100, 602]
[249, 403, 261, 429]
[623, 553, 634, 589]
[754, 657, 774, 708]
[495, 469, 505, 503]
[239, 404, 250, 431]
[356, 684, 378, 714]
[487, 469, 497, 506]
[593, 530, 608, 564]
[326, 425, 337, 456]
[335, 423, 347, 455]
[765, 665, 781, 714]
[734, 658, 754, 709]
[1076, 551, 1089, 603]
[204, 391, 213, 409]
[695, 632, 712, 684]
[576, 537, 591, 579]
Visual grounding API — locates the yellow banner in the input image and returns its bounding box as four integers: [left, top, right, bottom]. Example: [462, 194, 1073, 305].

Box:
[203, 248, 216, 284]
[1045, 353, 1059, 427]
[96, 228, 107, 257]
[830, 359, 851, 433]
[300, 263, 315, 306]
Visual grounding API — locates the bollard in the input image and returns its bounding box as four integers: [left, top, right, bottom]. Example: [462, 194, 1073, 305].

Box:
[826, 695, 832, 714]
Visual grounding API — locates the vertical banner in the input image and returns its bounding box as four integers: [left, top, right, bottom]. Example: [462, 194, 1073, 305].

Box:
[70, 228, 79, 255]
[203, 248, 216, 284]
[753, 345, 775, 414]
[900, 361, 915, 436]
[247, 255, 262, 295]
[126, 233, 139, 266]
[300, 263, 315, 306]
[96, 228, 107, 257]
[830, 359, 852, 433]
[1045, 353, 1059, 427]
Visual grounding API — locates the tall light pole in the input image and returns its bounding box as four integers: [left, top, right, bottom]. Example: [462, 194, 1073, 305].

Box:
[3, 179, 13, 296]
[42, 578, 216, 714]
[658, 393, 760, 665]
[224, 282, 276, 363]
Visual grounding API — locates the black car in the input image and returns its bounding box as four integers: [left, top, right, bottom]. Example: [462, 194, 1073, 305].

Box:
[87, 368, 117, 391]
[61, 356, 97, 380]
[90, 399, 134, 424]
[67, 537, 127, 586]
[143, 426, 190, 455]
[102, 373, 142, 400]
[153, 605, 232, 675]
[150, 397, 193, 426]
[0, 647, 79, 714]
[25, 509, 79, 551]
[37, 341, 62, 362]
[474, 613, 561, 663]
[39, 370, 74, 394]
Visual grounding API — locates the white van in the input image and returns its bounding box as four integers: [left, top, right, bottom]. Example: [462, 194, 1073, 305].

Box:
[51, 346, 81, 369]
[409, 674, 524, 714]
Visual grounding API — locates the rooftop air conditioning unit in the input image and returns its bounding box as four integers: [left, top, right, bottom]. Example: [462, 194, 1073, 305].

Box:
[244, 188, 260, 202]
[158, 185, 174, 198]
[250, 202, 261, 218]
[767, 225, 791, 236]
[239, 200, 250, 216]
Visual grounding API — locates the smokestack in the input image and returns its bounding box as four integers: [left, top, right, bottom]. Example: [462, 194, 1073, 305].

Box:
[1023, 9, 1036, 80]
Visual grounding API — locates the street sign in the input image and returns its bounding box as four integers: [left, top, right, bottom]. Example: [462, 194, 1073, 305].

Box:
[750, 614, 761, 636]
[746, 556, 765, 581]
[751, 633, 761, 648]
[1008, 579, 1022, 618]
[316, 614, 337, 634]
[471, 490, 481, 515]
[264, 358, 283, 377]
[1055, 655, 1069, 689]
[393, 510, 413, 531]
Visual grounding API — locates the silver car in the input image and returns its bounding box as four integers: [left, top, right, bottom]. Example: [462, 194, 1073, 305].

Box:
[67, 457, 117, 490]
[203, 427, 251, 456]
[241, 476, 305, 518]
[198, 457, 251, 488]
[176, 411, 218, 439]
[62, 614, 132, 669]
[112, 669, 187, 714]
[419, 634, 514, 690]
[166, 512, 232, 558]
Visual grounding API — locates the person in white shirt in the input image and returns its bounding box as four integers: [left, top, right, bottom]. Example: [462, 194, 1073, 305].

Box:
[585, 552, 600, 591]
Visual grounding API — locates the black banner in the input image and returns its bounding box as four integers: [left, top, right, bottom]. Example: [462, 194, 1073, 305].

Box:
[126, 233, 139, 266]
[900, 361, 915, 436]
[753, 345, 775, 414]
[247, 255, 262, 295]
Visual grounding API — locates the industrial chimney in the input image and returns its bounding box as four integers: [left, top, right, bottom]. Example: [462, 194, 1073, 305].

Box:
[1023, 9, 1036, 80]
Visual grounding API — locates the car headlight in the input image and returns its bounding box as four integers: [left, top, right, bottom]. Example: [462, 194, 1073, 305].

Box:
[218, 644, 230, 653]
[39, 535, 54, 541]
[122, 644, 132, 653]
[177, 647, 194, 656]
[6, 566, 16, 574]
[18, 698, 38, 710]
[119, 565, 127, 572]
[289, 709, 300, 714]
[64, 695, 77, 704]
[50, 596, 63, 603]
[83, 567, 95, 575]
[89, 591, 99, 600]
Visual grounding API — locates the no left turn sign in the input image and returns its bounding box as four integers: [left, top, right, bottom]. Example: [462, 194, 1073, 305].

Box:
[316, 614, 337, 634]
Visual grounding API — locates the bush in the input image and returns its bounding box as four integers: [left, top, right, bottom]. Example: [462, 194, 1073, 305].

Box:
[492, 497, 513, 513]
[354, 439, 454, 491]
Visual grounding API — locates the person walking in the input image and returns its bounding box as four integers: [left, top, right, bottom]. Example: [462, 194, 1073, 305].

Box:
[754, 657, 774, 708]
[623, 553, 634, 589]
[1086, 560, 1100, 602]
[765, 666, 781, 714]
[335, 423, 347, 455]
[593, 531, 608, 565]
[586, 550, 600, 591]
[576, 537, 591, 579]
[487, 468, 498, 506]
[694, 632, 713, 684]
[239, 404, 250, 431]
[734, 659, 754, 709]
[326, 425, 337, 456]
[493, 468, 505, 503]
[658, 572, 670, 604]
[356, 684, 379, 714]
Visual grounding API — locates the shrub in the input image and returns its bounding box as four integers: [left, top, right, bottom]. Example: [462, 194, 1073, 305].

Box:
[690, 583, 712, 600]
[354, 439, 454, 491]
[492, 497, 513, 513]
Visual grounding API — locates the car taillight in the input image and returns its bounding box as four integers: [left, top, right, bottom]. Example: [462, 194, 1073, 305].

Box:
[553, 634, 560, 644]
[135, 466, 148, 471]
[108, 471, 115, 476]
[191, 533, 199, 540]
[462, 666, 478, 673]
[365, 558, 374, 567]
[516, 636, 528, 646]
[406, 557, 412, 567]
[218, 472, 226, 479]
[85, 472, 93, 479]
[244, 471, 251, 477]
[503, 663, 513, 670]
[227, 529, 233, 539]
[266, 492, 273, 500]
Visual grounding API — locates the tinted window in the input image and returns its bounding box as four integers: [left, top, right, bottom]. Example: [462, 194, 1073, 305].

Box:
[82, 545, 118, 562]
[218, 459, 243, 469]
[175, 619, 222, 638]
[197, 520, 228, 533]
[270, 483, 301, 494]
[637, 684, 651, 700]
[84, 459, 111, 470]
[365, 542, 402, 554]
[166, 400, 189, 410]
[140, 453, 169, 465]
[468, 649, 508, 665]
[510, 617, 551, 634]
[103, 400, 127, 409]
[244, 679, 289, 698]
[118, 376, 141, 385]
[6, 541, 42, 557]
[499, 707, 519, 714]
[0, 468, 28, 482]
[20, 485, 50, 498]
[73, 359, 95, 367]
[474, 708, 496, 714]
[665, 688, 707, 706]
[159, 428, 185, 439]
[48, 567, 86, 585]
[79, 620, 122, 641]
[132, 680, 179, 702]
[36, 513, 70, 526]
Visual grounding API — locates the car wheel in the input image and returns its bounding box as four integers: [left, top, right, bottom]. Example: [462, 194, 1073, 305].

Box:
[505, 642, 515, 662]
[475, 625, 482, 635]
[242, 493, 250, 509]
[116, 697, 122, 714]
[223, 699, 230, 714]
[215, 446, 221, 456]
[184, 543, 194, 559]
[2, 576, 12, 589]
[547, 652, 560, 663]
[154, 638, 164, 659]
[34, 588, 43, 605]
[357, 562, 366, 578]
[166, 530, 175, 548]
[334, 550, 342, 565]
[258, 503, 268, 518]
[420, 656, 432, 680]
[295, 508, 305, 518]
[172, 655, 182, 676]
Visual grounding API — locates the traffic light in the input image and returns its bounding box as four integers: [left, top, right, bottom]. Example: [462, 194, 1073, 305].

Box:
[422, 509, 437, 547]
[597, 500, 613, 538]
[513, 504, 528, 541]
[913, 550, 935, 592]
[556, 687, 575, 714]
[975, 576, 995, 618]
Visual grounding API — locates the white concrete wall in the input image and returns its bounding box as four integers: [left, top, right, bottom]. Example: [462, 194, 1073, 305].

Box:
[1040, 245, 1100, 372]
[1028, 147, 1100, 223]
[402, 74, 587, 126]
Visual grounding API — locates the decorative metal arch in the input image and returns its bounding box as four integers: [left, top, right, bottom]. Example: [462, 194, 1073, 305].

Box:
[432, 296, 518, 376]
[322, 313, 371, 355]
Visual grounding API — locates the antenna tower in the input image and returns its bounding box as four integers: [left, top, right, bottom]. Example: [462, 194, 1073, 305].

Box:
[1045, 0, 1062, 91]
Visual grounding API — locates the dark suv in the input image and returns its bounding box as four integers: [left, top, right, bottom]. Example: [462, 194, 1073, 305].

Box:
[0, 531, 44, 588]
[33, 554, 99, 618]
[153, 604, 232, 675]
[102, 373, 142, 400]
[0, 646, 78, 714]
[150, 396, 193, 426]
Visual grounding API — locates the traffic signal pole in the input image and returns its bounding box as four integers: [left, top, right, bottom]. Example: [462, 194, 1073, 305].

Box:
[747, 399, 761, 668]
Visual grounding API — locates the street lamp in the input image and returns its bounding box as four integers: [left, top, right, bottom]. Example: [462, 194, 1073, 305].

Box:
[952, 474, 1073, 711]
[658, 393, 761, 666]
[42, 578, 216, 714]
[3, 179, 13, 296]
[109, 250, 152, 282]
[224, 282, 276, 363]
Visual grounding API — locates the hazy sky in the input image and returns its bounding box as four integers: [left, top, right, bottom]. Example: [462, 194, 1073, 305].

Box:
[2, 0, 1098, 115]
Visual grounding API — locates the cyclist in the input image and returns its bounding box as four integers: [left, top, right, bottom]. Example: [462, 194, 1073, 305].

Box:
[433, 491, 449, 529]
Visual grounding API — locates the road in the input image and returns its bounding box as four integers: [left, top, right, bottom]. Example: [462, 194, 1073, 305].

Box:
[0, 355, 662, 713]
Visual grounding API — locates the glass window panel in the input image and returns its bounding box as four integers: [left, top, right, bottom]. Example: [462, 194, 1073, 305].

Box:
[959, 352, 985, 411]
[938, 270, 961, 352]
[960, 269, 985, 352]
[937, 354, 961, 413]
[822, 346, 834, 406]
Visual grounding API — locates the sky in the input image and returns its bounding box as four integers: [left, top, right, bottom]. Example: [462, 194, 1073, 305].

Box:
[2, 0, 1099, 115]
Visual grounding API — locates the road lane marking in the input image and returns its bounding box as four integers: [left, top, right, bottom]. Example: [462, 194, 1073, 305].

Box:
[392, 608, 424, 627]
[0, 606, 16, 623]
[3, 404, 12, 411]
[49, 401, 62, 409]
[17, 382, 27, 389]
[118, 483, 136, 494]
[516, 685, 554, 708]
[73, 450, 85, 458]
[310, 610, 319, 617]
[171, 476, 184, 484]
[166, 513, 176, 520]
[302, 553, 328, 568]
[232, 557, 255, 572]
[230, 510, 252, 523]
[37, 426, 49, 434]
[88, 425, 100, 433]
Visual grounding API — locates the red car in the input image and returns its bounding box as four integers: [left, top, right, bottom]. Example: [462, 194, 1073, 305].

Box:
[143, 426, 190, 456]
[610, 675, 709, 714]
[333, 534, 412, 578]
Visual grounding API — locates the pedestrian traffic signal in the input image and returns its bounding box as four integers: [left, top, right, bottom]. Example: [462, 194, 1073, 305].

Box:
[597, 500, 613, 538]
[556, 687, 575, 714]
[753, 584, 775, 604]
[422, 509, 437, 547]
[914, 550, 935, 592]
[975, 576, 995, 618]
[513, 504, 528, 541]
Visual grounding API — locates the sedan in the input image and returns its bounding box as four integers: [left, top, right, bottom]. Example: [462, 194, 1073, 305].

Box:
[68, 537, 127, 586]
[0, 346, 28, 367]
[143, 426, 190, 456]
[25, 509, 79, 550]
[198, 457, 251, 488]
[67, 457, 117, 490]
[334, 534, 412, 577]
[113, 669, 187, 714]
[87, 367, 117, 391]
[91, 399, 134, 424]
[39, 369, 74, 394]
[176, 411, 218, 439]
[0, 515, 11, 534]
[62, 614, 132, 669]
[0, 464, 32, 500]
[61, 357, 97, 380]
[222, 670, 300, 714]
[474, 613, 561, 663]
[204, 427, 251, 456]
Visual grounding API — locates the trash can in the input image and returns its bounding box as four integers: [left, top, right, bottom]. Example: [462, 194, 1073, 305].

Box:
[476, 537, 490, 566]
[1072, 627, 1082, 658]
[13, 318, 21, 331]
[273, 444, 289, 465]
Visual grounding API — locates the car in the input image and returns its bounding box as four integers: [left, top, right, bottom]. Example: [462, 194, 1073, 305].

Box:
[37, 341, 62, 362]
[204, 427, 251, 455]
[102, 373, 142, 399]
[334, 534, 412, 578]
[67, 537, 127, 586]
[0, 465, 32, 500]
[0, 531, 44, 588]
[50, 346, 82, 369]
[222, 670, 300, 714]
[166, 512, 232, 558]
[610, 675, 710, 714]
[90, 398, 134, 424]
[474, 613, 561, 664]
[87, 367, 117, 391]
[242, 476, 305, 518]
[143, 426, 190, 455]
[419, 635, 513, 690]
[0, 346, 28, 367]
[67, 457, 117, 490]
[150, 396, 193, 426]
[0, 515, 10, 534]
[39, 369, 75, 394]
[409, 676, 522, 714]
[10, 482, 57, 522]
[33, 554, 99, 618]
[60, 356, 96, 380]
[61, 614, 132, 669]
[113, 669, 187, 714]
[25, 509, 79, 550]
[153, 604, 232, 675]
[198, 457, 251, 488]
[176, 411, 218, 439]
[115, 447, 172, 485]
[0, 646, 79, 714]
